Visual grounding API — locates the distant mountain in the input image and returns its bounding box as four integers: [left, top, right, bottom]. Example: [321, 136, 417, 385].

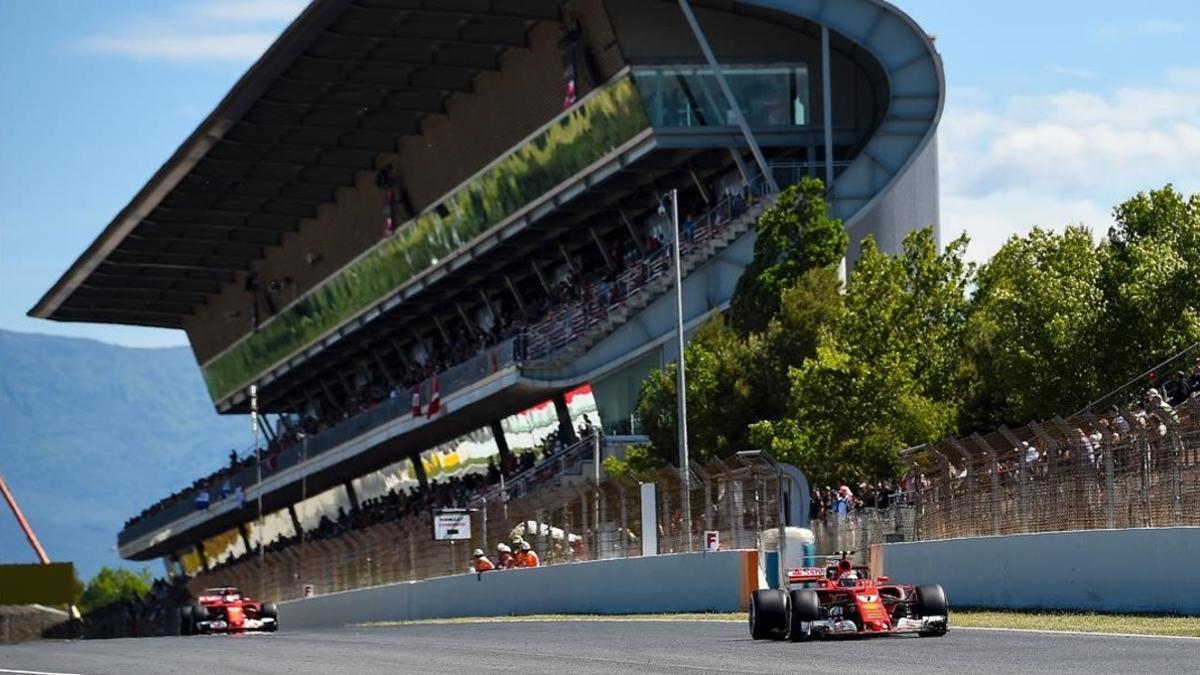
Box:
[0, 329, 247, 580]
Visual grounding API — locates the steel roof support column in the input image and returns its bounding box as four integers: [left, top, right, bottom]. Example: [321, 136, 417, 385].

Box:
[503, 275, 530, 318]
[676, 0, 777, 192]
[821, 24, 835, 189]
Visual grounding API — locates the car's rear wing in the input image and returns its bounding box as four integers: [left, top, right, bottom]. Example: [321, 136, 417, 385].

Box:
[787, 567, 828, 583]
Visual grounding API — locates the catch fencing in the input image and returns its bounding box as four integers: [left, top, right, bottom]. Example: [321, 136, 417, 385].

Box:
[905, 398, 1200, 540]
[189, 453, 784, 603]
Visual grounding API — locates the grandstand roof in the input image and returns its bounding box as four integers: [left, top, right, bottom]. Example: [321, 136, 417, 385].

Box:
[28, 0, 561, 328]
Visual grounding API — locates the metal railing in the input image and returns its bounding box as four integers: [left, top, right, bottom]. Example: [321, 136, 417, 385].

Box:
[188, 453, 786, 602]
[520, 162, 813, 361]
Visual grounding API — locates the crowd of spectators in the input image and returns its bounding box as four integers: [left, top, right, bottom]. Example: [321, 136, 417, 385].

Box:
[201, 424, 598, 576]
[810, 480, 911, 520]
[124, 180, 749, 532]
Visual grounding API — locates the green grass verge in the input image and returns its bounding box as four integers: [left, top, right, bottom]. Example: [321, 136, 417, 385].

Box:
[361, 610, 1200, 637]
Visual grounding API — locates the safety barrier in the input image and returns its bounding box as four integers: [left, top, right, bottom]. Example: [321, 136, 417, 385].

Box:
[278, 549, 757, 631]
[189, 453, 786, 603]
[876, 527, 1200, 614]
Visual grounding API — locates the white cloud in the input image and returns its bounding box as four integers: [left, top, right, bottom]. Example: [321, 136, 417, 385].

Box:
[190, 0, 307, 23]
[939, 70, 1200, 263]
[78, 0, 306, 63]
[1092, 18, 1190, 40]
[81, 32, 280, 62]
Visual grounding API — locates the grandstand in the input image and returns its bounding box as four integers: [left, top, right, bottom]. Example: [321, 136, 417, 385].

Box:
[29, 0, 943, 581]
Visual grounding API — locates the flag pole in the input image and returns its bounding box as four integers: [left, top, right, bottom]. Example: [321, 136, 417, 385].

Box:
[252, 385, 264, 596]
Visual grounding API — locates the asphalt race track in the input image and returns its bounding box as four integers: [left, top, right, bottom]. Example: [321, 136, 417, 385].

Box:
[2, 620, 1196, 674]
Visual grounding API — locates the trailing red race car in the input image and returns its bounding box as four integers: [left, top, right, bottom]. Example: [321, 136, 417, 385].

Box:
[179, 587, 279, 635]
[749, 552, 948, 641]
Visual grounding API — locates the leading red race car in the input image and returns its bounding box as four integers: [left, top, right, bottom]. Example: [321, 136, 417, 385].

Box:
[179, 587, 279, 635]
[749, 552, 948, 641]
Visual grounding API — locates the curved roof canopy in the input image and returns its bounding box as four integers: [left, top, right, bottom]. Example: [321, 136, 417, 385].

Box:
[29, 0, 562, 328]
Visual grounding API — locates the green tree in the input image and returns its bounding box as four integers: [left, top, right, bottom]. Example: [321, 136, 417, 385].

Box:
[635, 316, 755, 466]
[961, 226, 1105, 428]
[1098, 185, 1200, 389]
[749, 229, 971, 484]
[731, 177, 848, 335]
[601, 444, 667, 481]
[78, 567, 152, 614]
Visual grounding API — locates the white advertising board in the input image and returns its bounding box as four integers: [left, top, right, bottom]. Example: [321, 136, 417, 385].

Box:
[433, 511, 472, 541]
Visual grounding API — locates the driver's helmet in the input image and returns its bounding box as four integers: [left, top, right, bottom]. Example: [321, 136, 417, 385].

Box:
[472, 549, 485, 558]
[496, 543, 512, 554]
[839, 571, 859, 587]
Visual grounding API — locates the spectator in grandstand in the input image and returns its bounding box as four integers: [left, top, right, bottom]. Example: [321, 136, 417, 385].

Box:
[495, 543, 515, 569]
[515, 540, 540, 568]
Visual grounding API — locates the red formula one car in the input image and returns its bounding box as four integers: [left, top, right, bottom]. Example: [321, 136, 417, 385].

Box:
[179, 587, 279, 635]
[749, 553, 948, 641]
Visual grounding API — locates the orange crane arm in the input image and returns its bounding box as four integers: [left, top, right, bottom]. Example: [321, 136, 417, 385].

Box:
[0, 471, 51, 564]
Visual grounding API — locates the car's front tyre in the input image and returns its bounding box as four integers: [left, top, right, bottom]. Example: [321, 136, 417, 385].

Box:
[788, 589, 821, 642]
[260, 601, 279, 632]
[915, 584, 949, 637]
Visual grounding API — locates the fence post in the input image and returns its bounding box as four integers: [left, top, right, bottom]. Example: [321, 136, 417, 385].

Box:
[997, 427, 1029, 532]
[946, 439, 975, 536]
[970, 434, 1001, 535]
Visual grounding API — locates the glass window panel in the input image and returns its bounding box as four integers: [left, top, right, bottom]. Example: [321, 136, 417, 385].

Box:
[633, 64, 810, 129]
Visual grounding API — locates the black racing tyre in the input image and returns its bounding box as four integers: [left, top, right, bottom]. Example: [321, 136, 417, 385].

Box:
[260, 602, 279, 632]
[179, 607, 193, 636]
[788, 589, 821, 642]
[749, 589, 789, 641]
[190, 605, 209, 633]
[915, 584, 949, 637]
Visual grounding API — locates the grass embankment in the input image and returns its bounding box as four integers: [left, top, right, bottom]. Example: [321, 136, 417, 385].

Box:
[364, 610, 1200, 637]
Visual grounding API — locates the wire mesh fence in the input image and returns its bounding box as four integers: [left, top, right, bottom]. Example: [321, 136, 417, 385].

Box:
[188, 453, 784, 603]
[905, 398, 1200, 541]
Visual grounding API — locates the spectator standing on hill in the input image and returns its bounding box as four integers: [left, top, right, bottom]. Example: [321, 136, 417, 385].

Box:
[833, 485, 854, 518]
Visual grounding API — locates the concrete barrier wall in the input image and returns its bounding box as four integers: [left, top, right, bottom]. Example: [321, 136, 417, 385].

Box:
[280, 550, 756, 631]
[880, 527, 1200, 614]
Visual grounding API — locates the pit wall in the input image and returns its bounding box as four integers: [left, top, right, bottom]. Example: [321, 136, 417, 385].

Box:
[877, 527, 1200, 614]
[279, 550, 758, 631]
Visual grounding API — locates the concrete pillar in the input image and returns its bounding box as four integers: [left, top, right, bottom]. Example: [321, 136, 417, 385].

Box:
[411, 453, 429, 490]
[288, 505, 303, 537]
[196, 544, 210, 572]
[491, 421, 511, 461]
[238, 523, 253, 552]
[553, 393, 578, 444]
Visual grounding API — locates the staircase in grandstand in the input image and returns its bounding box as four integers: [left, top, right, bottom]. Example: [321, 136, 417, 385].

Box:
[520, 167, 797, 369]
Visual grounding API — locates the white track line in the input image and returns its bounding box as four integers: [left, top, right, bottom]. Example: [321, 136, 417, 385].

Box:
[361, 616, 1200, 641]
[0, 668, 89, 675]
[954, 626, 1200, 641]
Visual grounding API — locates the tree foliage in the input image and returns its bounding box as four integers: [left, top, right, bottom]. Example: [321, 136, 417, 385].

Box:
[78, 567, 152, 614]
[731, 177, 848, 335]
[633, 182, 1198, 485]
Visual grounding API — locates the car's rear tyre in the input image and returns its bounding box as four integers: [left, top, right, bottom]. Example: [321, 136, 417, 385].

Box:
[749, 589, 788, 641]
[915, 584, 949, 637]
[178, 607, 193, 636]
[788, 590, 821, 642]
[260, 602, 279, 632]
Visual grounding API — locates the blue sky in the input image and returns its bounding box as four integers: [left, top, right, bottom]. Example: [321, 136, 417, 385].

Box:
[1, 0, 1198, 349]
